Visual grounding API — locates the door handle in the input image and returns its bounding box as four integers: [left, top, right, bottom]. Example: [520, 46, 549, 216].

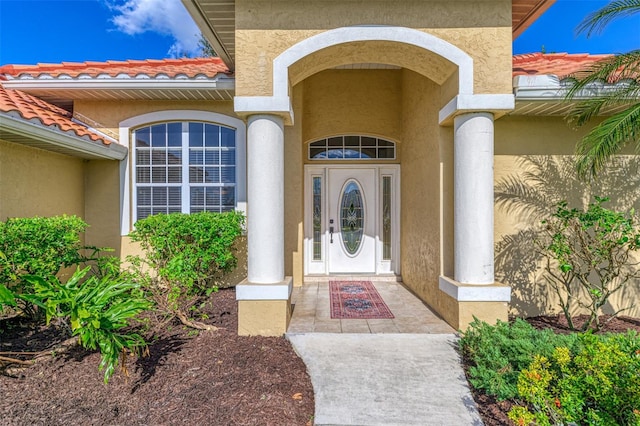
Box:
[329, 226, 334, 243]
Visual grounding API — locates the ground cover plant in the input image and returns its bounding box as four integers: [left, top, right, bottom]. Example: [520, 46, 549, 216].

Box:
[461, 317, 640, 426]
[1, 212, 314, 424]
[0, 215, 151, 382]
[1, 288, 315, 425]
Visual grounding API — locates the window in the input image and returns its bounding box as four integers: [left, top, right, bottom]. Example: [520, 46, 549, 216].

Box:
[309, 135, 396, 160]
[134, 121, 237, 221]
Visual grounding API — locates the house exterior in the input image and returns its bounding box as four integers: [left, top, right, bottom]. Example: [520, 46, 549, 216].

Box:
[1, 0, 637, 336]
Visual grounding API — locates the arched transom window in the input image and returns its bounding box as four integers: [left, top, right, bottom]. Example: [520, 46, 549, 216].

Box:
[308, 135, 396, 160]
[133, 121, 236, 221]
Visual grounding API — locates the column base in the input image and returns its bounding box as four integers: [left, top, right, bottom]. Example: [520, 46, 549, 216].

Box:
[236, 277, 293, 336]
[438, 276, 510, 331]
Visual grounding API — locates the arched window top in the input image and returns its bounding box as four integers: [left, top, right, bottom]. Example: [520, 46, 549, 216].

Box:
[308, 135, 396, 160]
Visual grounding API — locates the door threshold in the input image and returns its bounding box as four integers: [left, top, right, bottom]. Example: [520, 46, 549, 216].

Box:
[304, 274, 402, 283]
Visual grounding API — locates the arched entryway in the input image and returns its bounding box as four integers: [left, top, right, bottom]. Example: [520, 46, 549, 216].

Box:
[234, 26, 513, 335]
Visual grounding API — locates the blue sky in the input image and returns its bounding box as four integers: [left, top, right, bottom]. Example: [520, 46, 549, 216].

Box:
[0, 0, 639, 66]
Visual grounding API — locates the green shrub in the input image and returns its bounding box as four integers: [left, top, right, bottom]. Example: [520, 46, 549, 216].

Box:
[460, 318, 579, 400]
[128, 211, 244, 327]
[25, 267, 150, 383]
[0, 215, 88, 315]
[538, 197, 640, 331]
[510, 332, 640, 426]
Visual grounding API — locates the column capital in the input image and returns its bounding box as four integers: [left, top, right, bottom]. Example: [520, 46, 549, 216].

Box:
[234, 96, 294, 125]
[439, 94, 514, 126]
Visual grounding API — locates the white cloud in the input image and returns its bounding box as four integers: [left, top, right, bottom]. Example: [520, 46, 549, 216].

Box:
[106, 0, 202, 57]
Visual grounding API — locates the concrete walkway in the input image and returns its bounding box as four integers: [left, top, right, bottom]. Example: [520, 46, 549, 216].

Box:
[286, 280, 483, 425]
[287, 333, 483, 426]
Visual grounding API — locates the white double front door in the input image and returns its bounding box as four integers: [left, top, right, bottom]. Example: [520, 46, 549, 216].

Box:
[304, 165, 400, 276]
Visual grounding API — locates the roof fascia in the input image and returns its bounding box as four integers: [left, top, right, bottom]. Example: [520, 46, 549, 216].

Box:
[513, 0, 557, 39]
[0, 112, 128, 160]
[181, 0, 235, 71]
[1, 77, 235, 92]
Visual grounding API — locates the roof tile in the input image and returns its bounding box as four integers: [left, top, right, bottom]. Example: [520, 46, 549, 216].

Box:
[513, 52, 612, 77]
[0, 83, 110, 145]
[0, 57, 230, 80]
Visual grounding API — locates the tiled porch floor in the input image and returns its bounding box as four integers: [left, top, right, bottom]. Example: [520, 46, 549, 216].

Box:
[287, 279, 456, 334]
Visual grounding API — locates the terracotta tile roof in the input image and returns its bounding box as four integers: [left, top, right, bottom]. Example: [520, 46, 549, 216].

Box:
[0, 83, 110, 145]
[0, 57, 230, 80]
[513, 52, 612, 78]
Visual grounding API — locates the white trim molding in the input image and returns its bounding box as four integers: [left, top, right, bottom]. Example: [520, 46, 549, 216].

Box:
[236, 277, 293, 301]
[439, 94, 515, 125]
[236, 25, 475, 124]
[439, 276, 511, 302]
[118, 110, 247, 236]
[273, 26, 474, 98]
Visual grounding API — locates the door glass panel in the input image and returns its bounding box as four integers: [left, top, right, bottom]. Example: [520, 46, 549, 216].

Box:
[340, 180, 364, 255]
[382, 176, 392, 260]
[313, 176, 322, 260]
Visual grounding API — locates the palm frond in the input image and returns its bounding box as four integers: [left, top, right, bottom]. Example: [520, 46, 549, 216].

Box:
[568, 91, 638, 127]
[576, 0, 640, 37]
[495, 176, 553, 220]
[575, 103, 640, 179]
[565, 50, 640, 97]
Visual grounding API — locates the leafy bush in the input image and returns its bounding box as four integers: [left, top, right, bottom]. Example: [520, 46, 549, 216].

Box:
[128, 211, 244, 328]
[538, 197, 640, 331]
[26, 267, 150, 383]
[0, 215, 88, 315]
[460, 318, 579, 400]
[510, 332, 640, 426]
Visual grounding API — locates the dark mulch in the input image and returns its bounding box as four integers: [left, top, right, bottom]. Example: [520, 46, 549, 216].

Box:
[0, 288, 314, 426]
[468, 314, 640, 426]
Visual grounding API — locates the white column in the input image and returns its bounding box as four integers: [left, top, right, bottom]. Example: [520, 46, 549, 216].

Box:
[246, 114, 285, 283]
[453, 112, 494, 284]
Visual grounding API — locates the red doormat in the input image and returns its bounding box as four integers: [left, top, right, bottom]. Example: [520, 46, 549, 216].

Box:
[329, 281, 395, 319]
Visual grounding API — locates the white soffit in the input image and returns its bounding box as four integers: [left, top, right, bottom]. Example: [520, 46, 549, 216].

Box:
[0, 112, 127, 160]
[1, 75, 236, 101]
[512, 75, 634, 116]
[181, 0, 235, 70]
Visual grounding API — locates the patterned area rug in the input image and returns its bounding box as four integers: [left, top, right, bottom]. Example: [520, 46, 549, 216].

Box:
[329, 281, 395, 319]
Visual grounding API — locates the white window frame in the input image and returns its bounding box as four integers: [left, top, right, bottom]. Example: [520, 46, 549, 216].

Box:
[119, 111, 246, 235]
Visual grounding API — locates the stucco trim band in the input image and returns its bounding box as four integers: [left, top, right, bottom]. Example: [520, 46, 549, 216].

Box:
[273, 26, 474, 97]
[236, 277, 293, 301]
[439, 276, 511, 302]
[439, 94, 515, 125]
[236, 26, 476, 125]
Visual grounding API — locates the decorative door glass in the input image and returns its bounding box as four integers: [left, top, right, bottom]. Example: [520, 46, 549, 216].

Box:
[313, 176, 322, 260]
[382, 175, 392, 260]
[340, 180, 364, 255]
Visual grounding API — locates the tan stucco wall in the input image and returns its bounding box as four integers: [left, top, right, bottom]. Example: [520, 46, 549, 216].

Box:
[302, 69, 402, 143]
[235, 0, 512, 97]
[285, 84, 304, 285]
[238, 299, 291, 336]
[495, 115, 640, 318]
[0, 140, 85, 221]
[74, 100, 237, 140]
[83, 160, 123, 256]
[399, 69, 445, 311]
